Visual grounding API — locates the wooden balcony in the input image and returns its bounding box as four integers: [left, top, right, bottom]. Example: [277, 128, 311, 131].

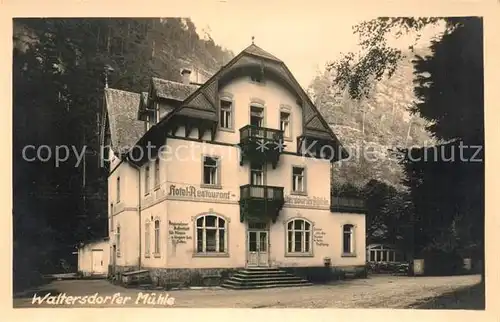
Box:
[238, 125, 285, 168]
[239, 184, 285, 223]
[330, 196, 366, 213]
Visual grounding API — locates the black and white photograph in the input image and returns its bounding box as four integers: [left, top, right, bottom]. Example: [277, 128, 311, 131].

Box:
[11, 2, 490, 312]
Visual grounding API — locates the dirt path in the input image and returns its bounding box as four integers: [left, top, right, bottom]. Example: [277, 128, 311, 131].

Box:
[13, 274, 482, 308]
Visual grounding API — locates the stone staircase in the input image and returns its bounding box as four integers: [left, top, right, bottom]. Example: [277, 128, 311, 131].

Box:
[221, 267, 312, 290]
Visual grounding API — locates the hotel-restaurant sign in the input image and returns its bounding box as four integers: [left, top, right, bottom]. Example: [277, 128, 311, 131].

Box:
[167, 184, 238, 203]
[284, 195, 330, 209]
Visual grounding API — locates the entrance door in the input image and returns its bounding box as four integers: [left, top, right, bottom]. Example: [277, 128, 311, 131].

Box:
[91, 249, 104, 274]
[247, 223, 269, 267]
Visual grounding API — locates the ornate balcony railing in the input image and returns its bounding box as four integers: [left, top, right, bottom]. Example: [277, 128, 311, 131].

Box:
[238, 125, 285, 168]
[331, 196, 366, 213]
[239, 184, 285, 223]
[239, 125, 284, 144]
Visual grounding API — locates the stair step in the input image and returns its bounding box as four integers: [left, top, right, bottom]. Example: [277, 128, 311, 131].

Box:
[223, 279, 309, 286]
[237, 270, 288, 275]
[221, 282, 313, 290]
[230, 275, 301, 282]
[221, 267, 312, 290]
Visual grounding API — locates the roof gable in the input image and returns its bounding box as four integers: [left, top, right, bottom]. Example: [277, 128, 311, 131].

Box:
[130, 44, 347, 161]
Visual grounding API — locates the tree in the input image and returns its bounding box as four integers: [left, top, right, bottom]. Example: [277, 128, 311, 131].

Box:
[330, 17, 484, 279]
[13, 18, 232, 291]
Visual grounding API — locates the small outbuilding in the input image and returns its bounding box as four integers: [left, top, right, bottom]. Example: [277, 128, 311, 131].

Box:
[77, 237, 109, 277]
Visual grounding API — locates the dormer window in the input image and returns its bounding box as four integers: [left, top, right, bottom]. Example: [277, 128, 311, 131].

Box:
[155, 103, 160, 123]
[250, 74, 263, 83]
[146, 114, 151, 131]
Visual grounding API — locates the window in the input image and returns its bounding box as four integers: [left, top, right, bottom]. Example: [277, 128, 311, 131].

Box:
[220, 100, 232, 130]
[196, 215, 227, 253]
[116, 224, 121, 257]
[250, 162, 264, 185]
[250, 106, 264, 127]
[280, 111, 291, 138]
[155, 103, 160, 123]
[110, 203, 114, 232]
[286, 219, 312, 255]
[153, 219, 160, 255]
[116, 177, 121, 203]
[145, 220, 151, 257]
[144, 165, 150, 194]
[250, 73, 263, 83]
[196, 215, 227, 254]
[343, 224, 354, 255]
[154, 158, 160, 189]
[202, 156, 220, 186]
[292, 167, 306, 194]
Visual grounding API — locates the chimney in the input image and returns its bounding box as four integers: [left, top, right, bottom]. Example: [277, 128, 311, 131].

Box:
[181, 68, 192, 85]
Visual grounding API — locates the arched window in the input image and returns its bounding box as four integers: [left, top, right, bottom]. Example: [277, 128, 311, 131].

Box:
[116, 224, 121, 257]
[343, 224, 354, 255]
[144, 220, 151, 257]
[286, 219, 312, 255]
[154, 219, 160, 255]
[195, 214, 227, 254]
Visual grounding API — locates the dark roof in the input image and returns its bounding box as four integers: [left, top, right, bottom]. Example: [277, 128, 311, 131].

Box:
[242, 44, 282, 62]
[104, 88, 145, 154]
[128, 43, 347, 163]
[151, 77, 199, 101]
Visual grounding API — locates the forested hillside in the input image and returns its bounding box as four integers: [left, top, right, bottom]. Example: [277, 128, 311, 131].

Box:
[13, 18, 232, 291]
[308, 49, 434, 190]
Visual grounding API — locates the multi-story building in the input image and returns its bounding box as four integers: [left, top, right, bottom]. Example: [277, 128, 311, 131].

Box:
[100, 43, 366, 287]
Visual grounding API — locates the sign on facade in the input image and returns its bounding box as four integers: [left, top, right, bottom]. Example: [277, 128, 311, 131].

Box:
[284, 195, 329, 209]
[167, 185, 237, 203]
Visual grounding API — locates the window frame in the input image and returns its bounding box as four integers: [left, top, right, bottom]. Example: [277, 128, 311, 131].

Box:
[250, 73, 265, 85]
[201, 155, 221, 189]
[116, 176, 121, 203]
[249, 99, 266, 128]
[250, 162, 266, 186]
[279, 105, 292, 141]
[109, 203, 114, 232]
[291, 166, 307, 195]
[144, 220, 151, 258]
[116, 224, 121, 257]
[342, 224, 356, 257]
[144, 164, 151, 195]
[153, 218, 160, 257]
[193, 213, 229, 257]
[154, 158, 160, 190]
[285, 218, 313, 257]
[219, 93, 234, 132]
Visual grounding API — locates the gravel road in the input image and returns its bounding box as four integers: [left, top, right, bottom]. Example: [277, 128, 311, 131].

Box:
[13, 274, 482, 309]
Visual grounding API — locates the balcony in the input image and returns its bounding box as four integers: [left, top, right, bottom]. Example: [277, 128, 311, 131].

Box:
[238, 125, 285, 168]
[330, 196, 366, 213]
[239, 184, 285, 223]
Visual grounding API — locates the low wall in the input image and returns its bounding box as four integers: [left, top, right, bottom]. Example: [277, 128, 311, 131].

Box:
[282, 265, 368, 283]
[147, 267, 242, 287]
[111, 265, 368, 287]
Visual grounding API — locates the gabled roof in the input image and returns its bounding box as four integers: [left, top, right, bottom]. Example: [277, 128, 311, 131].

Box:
[130, 43, 348, 162]
[104, 88, 145, 154]
[151, 77, 199, 101]
[242, 44, 282, 62]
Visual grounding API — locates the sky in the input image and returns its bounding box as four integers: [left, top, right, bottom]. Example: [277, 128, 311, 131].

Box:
[191, 13, 364, 89]
[190, 5, 443, 89]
